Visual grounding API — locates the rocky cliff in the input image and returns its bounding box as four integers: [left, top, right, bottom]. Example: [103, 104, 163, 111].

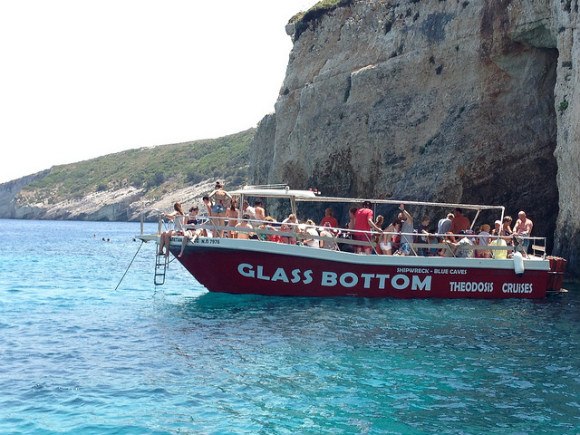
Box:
[250, 0, 579, 276]
[0, 175, 215, 223]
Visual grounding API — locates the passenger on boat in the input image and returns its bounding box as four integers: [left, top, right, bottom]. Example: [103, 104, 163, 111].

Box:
[233, 214, 254, 240]
[475, 224, 492, 258]
[320, 208, 339, 229]
[225, 200, 239, 237]
[437, 213, 454, 241]
[202, 196, 213, 216]
[396, 204, 414, 255]
[488, 217, 513, 258]
[186, 206, 199, 225]
[379, 219, 400, 255]
[500, 216, 514, 243]
[512, 211, 533, 256]
[208, 181, 231, 213]
[242, 201, 256, 220]
[257, 216, 281, 242]
[336, 207, 358, 253]
[302, 220, 320, 248]
[489, 235, 508, 259]
[417, 216, 437, 256]
[372, 215, 385, 250]
[179, 206, 204, 258]
[158, 202, 187, 257]
[439, 233, 456, 257]
[354, 201, 383, 254]
[450, 208, 470, 240]
[254, 200, 266, 222]
[202, 196, 215, 237]
[280, 214, 298, 244]
[444, 230, 475, 258]
[319, 222, 339, 250]
[208, 181, 232, 238]
[348, 207, 358, 231]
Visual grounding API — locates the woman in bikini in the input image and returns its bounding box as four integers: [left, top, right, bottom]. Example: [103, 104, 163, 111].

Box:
[208, 181, 232, 237]
[224, 200, 239, 238]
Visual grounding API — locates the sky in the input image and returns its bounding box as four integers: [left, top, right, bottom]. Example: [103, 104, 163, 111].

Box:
[0, 0, 319, 184]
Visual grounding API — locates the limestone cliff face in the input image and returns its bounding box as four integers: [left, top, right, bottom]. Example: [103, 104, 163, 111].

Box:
[251, 0, 579, 275]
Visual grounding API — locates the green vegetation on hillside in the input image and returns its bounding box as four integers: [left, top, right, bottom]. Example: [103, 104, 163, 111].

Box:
[21, 129, 255, 203]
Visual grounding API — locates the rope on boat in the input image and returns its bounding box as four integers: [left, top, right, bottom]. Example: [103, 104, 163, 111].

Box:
[114, 240, 144, 291]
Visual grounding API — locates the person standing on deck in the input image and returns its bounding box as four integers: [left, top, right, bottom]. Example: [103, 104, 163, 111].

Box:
[254, 200, 266, 222]
[225, 200, 239, 237]
[208, 181, 232, 238]
[397, 204, 414, 255]
[353, 201, 383, 254]
[437, 213, 454, 239]
[242, 201, 256, 220]
[450, 208, 470, 239]
[320, 208, 339, 230]
[512, 211, 533, 256]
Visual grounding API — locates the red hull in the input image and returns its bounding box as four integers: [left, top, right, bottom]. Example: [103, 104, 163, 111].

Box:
[169, 240, 555, 299]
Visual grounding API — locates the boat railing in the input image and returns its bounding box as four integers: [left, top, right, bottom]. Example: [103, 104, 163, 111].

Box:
[168, 216, 546, 259]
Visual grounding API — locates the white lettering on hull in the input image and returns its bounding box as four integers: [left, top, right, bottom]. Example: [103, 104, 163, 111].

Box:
[237, 263, 537, 295]
[238, 263, 431, 292]
[449, 282, 494, 292]
[502, 283, 533, 294]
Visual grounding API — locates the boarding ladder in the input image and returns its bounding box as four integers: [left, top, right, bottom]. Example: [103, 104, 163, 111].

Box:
[154, 253, 168, 286]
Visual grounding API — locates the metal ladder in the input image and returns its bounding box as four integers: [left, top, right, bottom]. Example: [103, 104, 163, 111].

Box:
[154, 253, 168, 286]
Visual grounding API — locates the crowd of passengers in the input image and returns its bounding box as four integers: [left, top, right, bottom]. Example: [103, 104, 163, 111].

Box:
[158, 181, 534, 259]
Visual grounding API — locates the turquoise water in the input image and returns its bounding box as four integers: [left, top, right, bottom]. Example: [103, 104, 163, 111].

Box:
[0, 219, 578, 434]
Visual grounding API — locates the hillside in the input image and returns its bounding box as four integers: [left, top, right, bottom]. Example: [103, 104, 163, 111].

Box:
[0, 129, 255, 221]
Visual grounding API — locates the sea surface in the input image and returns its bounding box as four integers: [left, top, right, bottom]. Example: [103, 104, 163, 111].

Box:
[0, 219, 578, 434]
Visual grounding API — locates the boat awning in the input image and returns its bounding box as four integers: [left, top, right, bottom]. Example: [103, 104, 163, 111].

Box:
[229, 187, 318, 200]
[228, 184, 504, 213]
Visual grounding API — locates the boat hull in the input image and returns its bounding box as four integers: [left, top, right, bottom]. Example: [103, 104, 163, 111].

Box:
[169, 239, 553, 299]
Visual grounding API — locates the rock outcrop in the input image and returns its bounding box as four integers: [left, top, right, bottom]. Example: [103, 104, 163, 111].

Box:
[251, 0, 579, 276]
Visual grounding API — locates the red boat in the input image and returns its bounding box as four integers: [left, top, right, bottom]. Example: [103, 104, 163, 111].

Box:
[140, 185, 567, 299]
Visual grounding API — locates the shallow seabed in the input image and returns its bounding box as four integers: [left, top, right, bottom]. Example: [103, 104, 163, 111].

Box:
[0, 219, 578, 434]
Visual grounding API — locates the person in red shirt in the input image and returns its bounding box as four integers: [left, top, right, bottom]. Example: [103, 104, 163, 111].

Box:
[450, 208, 470, 240]
[353, 201, 383, 254]
[319, 207, 339, 230]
